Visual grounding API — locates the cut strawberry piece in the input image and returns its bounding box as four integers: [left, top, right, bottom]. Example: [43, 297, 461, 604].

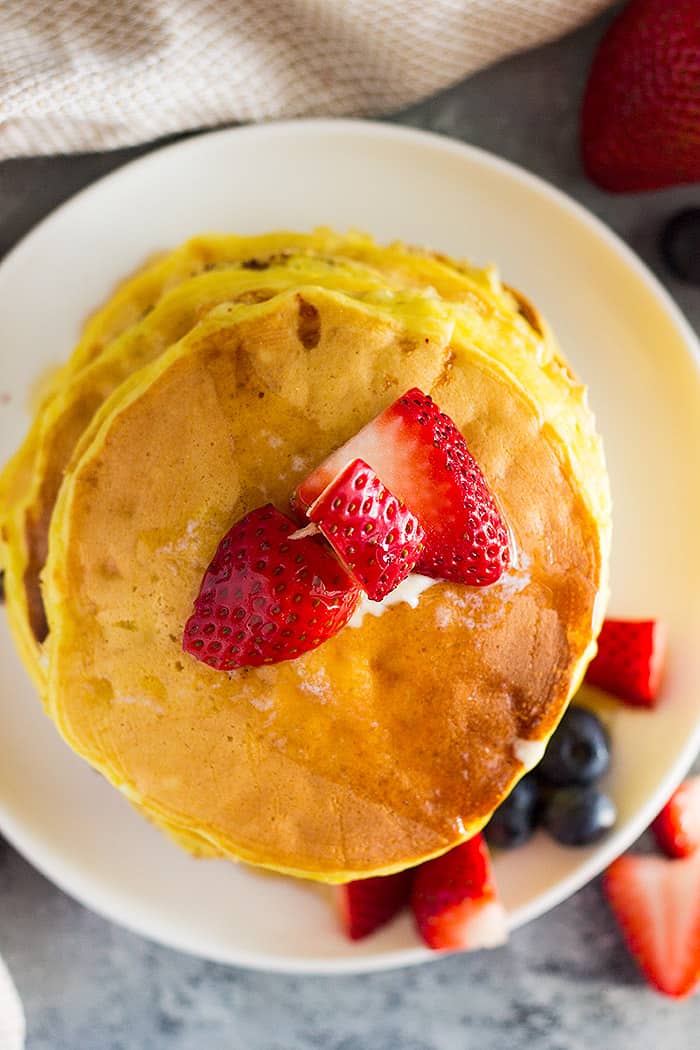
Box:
[604, 853, 700, 998]
[293, 389, 510, 586]
[336, 870, 414, 941]
[581, 0, 700, 192]
[652, 778, 700, 860]
[585, 619, 666, 706]
[411, 835, 508, 951]
[183, 504, 360, 670]
[304, 458, 424, 601]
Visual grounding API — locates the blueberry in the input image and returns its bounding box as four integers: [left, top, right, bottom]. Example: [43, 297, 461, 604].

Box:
[543, 785, 616, 847]
[537, 706, 610, 787]
[660, 208, 700, 285]
[485, 775, 541, 849]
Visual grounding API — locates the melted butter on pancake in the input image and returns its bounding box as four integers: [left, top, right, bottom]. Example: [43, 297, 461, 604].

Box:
[349, 573, 439, 626]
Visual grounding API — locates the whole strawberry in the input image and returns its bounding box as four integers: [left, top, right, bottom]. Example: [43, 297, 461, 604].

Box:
[581, 0, 700, 192]
[183, 504, 359, 669]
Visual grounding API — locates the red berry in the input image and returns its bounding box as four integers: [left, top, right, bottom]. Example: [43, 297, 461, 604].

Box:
[581, 0, 700, 192]
[305, 458, 424, 601]
[604, 852, 700, 998]
[336, 870, 414, 941]
[294, 389, 510, 586]
[411, 835, 507, 952]
[183, 504, 359, 670]
[585, 619, 666, 706]
[652, 778, 700, 859]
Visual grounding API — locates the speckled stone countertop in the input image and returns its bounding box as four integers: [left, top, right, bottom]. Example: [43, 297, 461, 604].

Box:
[1, 6, 699, 1048]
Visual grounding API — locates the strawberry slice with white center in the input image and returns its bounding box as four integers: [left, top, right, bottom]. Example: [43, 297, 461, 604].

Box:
[336, 870, 414, 941]
[411, 835, 508, 951]
[183, 504, 359, 670]
[652, 778, 700, 860]
[585, 619, 666, 706]
[604, 852, 700, 998]
[304, 458, 424, 601]
[293, 388, 510, 586]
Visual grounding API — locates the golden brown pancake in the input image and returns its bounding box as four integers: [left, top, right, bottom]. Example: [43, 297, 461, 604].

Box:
[44, 286, 609, 880]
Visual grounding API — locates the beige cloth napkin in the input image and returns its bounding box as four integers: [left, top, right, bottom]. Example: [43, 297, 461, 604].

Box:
[0, 0, 611, 159]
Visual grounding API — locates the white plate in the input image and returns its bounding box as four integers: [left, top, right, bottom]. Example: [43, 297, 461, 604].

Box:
[1, 120, 700, 974]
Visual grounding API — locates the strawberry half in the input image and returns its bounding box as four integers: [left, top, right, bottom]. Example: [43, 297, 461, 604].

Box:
[304, 458, 424, 601]
[183, 504, 359, 669]
[652, 778, 700, 860]
[411, 835, 508, 951]
[581, 0, 700, 192]
[585, 619, 666, 706]
[293, 389, 510, 586]
[604, 853, 700, 998]
[336, 870, 414, 941]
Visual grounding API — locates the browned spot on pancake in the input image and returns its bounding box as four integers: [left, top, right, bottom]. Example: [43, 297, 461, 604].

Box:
[505, 284, 545, 338]
[241, 252, 292, 271]
[296, 297, 321, 350]
[24, 565, 48, 642]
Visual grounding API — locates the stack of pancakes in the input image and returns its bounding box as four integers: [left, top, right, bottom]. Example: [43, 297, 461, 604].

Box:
[0, 230, 611, 881]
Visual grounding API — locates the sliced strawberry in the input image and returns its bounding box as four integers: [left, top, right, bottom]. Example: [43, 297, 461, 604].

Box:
[336, 870, 414, 941]
[604, 853, 700, 998]
[652, 778, 700, 860]
[293, 389, 510, 586]
[304, 458, 424, 601]
[183, 504, 359, 670]
[411, 835, 508, 951]
[585, 619, 666, 706]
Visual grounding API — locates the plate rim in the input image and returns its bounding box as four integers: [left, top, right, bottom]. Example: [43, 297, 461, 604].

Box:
[1, 117, 699, 975]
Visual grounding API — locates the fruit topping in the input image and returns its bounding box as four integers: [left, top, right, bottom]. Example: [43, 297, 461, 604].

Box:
[304, 458, 424, 601]
[536, 706, 611, 787]
[652, 778, 700, 860]
[293, 388, 510, 586]
[585, 619, 666, 706]
[581, 0, 700, 192]
[604, 852, 700, 998]
[411, 835, 507, 951]
[542, 785, 617, 847]
[183, 504, 360, 669]
[484, 775, 540, 850]
[336, 870, 414, 941]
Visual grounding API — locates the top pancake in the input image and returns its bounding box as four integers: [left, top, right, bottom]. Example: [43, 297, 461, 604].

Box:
[44, 284, 610, 880]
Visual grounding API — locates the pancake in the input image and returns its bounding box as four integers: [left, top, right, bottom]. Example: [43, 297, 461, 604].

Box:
[0, 234, 544, 694]
[44, 285, 610, 880]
